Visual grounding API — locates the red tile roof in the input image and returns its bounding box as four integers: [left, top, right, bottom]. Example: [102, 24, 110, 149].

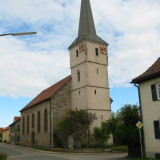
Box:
[0, 128, 3, 133]
[131, 58, 160, 84]
[21, 75, 71, 112]
[2, 126, 10, 131]
[14, 117, 20, 122]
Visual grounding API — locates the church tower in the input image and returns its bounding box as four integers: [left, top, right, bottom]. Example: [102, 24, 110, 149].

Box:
[69, 0, 111, 130]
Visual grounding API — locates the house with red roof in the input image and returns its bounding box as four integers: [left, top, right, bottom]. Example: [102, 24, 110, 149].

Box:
[2, 126, 10, 143]
[20, 0, 112, 149]
[132, 57, 160, 158]
[0, 128, 3, 142]
[10, 117, 21, 145]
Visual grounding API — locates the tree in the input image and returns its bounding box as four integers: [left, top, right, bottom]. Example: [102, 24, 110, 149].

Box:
[94, 122, 110, 146]
[56, 109, 97, 146]
[120, 104, 140, 145]
[104, 113, 118, 144]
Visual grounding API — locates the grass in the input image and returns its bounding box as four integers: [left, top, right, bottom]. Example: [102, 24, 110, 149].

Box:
[102, 145, 128, 152]
[0, 154, 7, 160]
[112, 145, 128, 152]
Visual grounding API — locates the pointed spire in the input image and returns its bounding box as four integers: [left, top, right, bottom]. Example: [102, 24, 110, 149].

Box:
[69, 0, 108, 49]
[78, 0, 96, 37]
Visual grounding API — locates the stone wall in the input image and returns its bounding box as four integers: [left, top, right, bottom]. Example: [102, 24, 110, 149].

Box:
[51, 80, 71, 127]
[20, 101, 51, 149]
[2, 129, 10, 143]
[20, 79, 71, 149]
[10, 120, 21, 145]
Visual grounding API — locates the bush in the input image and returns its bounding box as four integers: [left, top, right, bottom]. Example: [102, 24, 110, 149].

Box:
[0, 154, 7, 160]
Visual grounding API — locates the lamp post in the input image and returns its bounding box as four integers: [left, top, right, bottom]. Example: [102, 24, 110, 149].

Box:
[0, 32, 37, 37]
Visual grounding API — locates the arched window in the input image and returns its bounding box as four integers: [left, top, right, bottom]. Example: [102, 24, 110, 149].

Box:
[44, 109, 48, 132]
[27, 115, 29, 133]
[32, 114, 34, 128]
[37, 111, 41, 132]
[77, 70, 80, 82]
[23, 117, 25, 134]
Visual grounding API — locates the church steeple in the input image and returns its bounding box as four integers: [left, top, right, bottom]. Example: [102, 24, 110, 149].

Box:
[78, 0, 96, 36]
[69, 0, 108, 49]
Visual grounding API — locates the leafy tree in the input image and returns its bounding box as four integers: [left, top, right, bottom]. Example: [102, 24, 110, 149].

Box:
[100, 104, 141, 146]
[119, 104, 140, 146]
[105, 113, 118, 144]
[94, 122, 110, 146]
[56, 110, 97, 144]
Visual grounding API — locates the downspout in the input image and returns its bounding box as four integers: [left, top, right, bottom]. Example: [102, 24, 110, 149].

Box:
[134, 83, 146, 157]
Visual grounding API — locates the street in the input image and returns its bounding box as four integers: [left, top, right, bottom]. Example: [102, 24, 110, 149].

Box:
[0, 143, 127, 160]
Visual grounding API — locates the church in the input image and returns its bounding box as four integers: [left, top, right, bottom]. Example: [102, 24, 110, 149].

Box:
[20, 0, 112, 149]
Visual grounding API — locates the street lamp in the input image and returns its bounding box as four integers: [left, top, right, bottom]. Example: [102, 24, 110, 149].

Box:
[0, 32, 37, 37]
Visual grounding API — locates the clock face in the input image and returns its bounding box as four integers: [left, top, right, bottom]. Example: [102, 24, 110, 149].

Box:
[79, 43, 84, 53]
[100, 46, 106, 55]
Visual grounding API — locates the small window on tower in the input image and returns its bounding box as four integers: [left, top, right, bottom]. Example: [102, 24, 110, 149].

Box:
[76, 50, 79, 57]
[95, 48, 99, 56]
[97, 69, 98, 75]
[79, 91, 80, 95]
[77, 70, 80, 82]
[94, 90, 96, 95]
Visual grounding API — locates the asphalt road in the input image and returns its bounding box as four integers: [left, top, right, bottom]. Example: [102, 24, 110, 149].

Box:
[0, 143, 127, 160]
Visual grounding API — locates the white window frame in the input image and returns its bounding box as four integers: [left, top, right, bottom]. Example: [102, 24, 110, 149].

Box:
[156, 83, 160, 100]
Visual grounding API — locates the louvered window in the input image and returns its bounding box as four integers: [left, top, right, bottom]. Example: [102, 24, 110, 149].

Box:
[157, 83, 160, 100]
[151, 83, 160, 101]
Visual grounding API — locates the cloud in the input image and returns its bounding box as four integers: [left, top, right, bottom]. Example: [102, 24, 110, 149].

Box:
[0, 37, 70, 97]
[0, 0, 160, 97]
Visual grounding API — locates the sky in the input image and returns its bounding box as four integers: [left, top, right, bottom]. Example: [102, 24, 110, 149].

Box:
[0, 0, 160, 127]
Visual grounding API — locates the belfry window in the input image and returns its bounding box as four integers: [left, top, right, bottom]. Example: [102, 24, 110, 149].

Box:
[95, 48, 99, 56]
[77, 70, 80, 82]
[95, 90, 97, 95]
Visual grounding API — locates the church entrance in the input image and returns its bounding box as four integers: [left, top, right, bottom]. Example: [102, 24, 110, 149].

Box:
[31, 132, 35, 147]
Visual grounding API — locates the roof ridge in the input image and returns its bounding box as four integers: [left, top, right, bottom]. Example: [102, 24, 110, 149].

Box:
[20, 75, 71, 112]
[131, 57, 160, 83]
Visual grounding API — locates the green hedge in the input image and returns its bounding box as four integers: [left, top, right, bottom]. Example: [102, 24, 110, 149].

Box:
[0, 154, 7, 160]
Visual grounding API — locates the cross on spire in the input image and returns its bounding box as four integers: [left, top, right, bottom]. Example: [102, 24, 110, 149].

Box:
[69, 0, 108, 49]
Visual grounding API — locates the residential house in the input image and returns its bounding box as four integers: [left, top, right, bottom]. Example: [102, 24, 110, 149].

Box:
[10, 117, 21, 145]
[2, 126, 10, 143]
[132, 57, 160, 158]
[0, 128, 3, 142]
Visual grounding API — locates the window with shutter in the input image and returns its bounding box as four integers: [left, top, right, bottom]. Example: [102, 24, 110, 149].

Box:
[151, 84, 157, 101]
[154, 120, 160, 139]
[156, 83, 160, 100]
